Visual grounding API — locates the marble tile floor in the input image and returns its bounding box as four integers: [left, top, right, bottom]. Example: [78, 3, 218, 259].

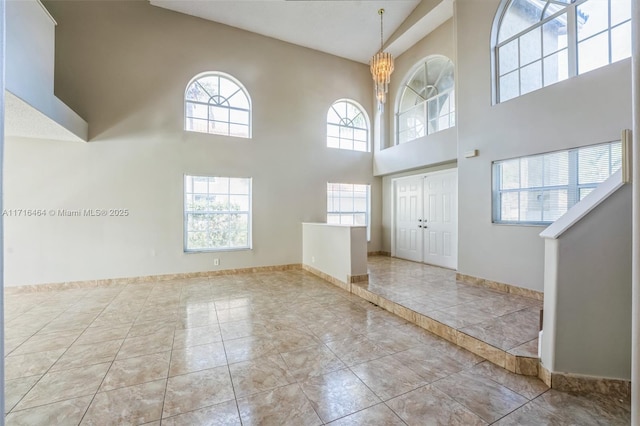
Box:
[363, 257, 543, 358]
[4, 269, 630, 425]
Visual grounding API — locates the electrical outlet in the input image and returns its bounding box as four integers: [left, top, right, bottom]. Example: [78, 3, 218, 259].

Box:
[214, 258, 220, 266]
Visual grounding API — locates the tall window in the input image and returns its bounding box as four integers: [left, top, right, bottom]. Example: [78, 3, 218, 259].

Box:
[327, 183, 371, 239]
[493, 140, 621, 224]
[495, 0, 631, 102]
[397, 55, 455, 145]
[327, 100, 370, 152]
[184, 175, 252, 251]
[185, 72, 251, 138]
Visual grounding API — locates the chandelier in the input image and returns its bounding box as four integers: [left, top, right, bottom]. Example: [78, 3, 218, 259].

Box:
[370, 8, 394, 104]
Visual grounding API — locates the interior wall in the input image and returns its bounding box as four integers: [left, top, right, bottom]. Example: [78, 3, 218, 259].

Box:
[455, 0, 632, 291]
[302, 223, 367, 284]
[5, 0, 55, 116]
[374, 18, 457, 176]
[4, 1, 381, 286]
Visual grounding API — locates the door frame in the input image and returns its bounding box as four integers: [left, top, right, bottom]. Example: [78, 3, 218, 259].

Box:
[391, 168, 458, 268]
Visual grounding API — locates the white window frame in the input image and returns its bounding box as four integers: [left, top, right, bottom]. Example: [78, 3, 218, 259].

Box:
[395, 55, 456, 145]
[327, 183, 371, 241]
[493, 0, 632, 103]
[492, 140, 622, 225]
[326, 99, 370, 152]
[184, 72, 252, 138]
[184, 175, 252, 252]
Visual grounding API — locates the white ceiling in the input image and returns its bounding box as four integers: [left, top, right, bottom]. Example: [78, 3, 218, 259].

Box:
[150, 0, 423, 64]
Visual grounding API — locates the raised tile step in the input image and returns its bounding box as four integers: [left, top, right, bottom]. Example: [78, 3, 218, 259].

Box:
[351, 282, 540, 377]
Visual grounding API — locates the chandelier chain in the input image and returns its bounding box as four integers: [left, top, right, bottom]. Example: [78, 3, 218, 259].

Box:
[379, 9, 384, 52]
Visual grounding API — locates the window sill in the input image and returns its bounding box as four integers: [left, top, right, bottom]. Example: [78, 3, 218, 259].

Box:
[184, 247, 252, 254]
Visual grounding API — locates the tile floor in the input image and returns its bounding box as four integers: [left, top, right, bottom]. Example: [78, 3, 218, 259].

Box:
[363, 257, 543, 358]
[4, 267, 631, 425]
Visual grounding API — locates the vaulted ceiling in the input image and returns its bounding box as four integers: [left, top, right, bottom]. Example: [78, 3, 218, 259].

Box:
[149, 0, 453, 64]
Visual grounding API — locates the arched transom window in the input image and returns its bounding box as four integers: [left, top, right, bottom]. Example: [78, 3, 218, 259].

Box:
[185, 72, 251, 138]
[397, 55, 455, 145]
[495, 0, 631, 102]
[326, 100, 369, 152]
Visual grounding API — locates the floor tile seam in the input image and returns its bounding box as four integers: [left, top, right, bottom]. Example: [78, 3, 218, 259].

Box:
[296, 377, 372, 425]
[11, 388, 98, 416]
[326, 402, 410, 426]
[3, 331, 42, 357]
[158, 337, 176, 425]
[74, 329, 135, 347]
[5, 374, 43, 415]
[428, 379, 515, 424]
[527, 389, 597, 423]
[272, 342, 328, 360]
[381, 383, 476, 423]
[214, 310, 244, 425]
[456, 327, 536, 354]
[76, 332, 131, 424]
[167, 355, 230, 378]
[172, 335, 224, 351]
[364, 372, 433, 403]
[99, 372, 170, 394]
[343, 364, 385, 405]
[117, 287, 169, 349]
[491, 304, 542, 322]
[158, 400, 234, 424]
[461, 367, 545, 403]
[380, 402, 413, 425]
[8, 320, 98, 409]
[485, 395, 544, 425]
[48, 350, 123, 374]
[7, 314, 91, 358]
[232, 378, 294, 404]
[391, 355, 460, 388]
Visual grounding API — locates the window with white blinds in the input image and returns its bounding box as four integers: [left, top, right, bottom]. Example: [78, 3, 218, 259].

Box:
[493, 140, 621, 224]
[327, 183, 371, 240]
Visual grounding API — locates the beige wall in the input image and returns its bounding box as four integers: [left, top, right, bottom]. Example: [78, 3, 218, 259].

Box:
[374, 19, 457, 176]
[455, 0, 632, 291]
[4, 1, 381, 286]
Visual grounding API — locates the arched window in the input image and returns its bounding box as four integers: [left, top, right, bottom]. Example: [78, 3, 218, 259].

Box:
[185, 72, 251, 138]
[494, 0, 631, 103]
[326, 99, 370, 152]
[397, 55, 455, 145]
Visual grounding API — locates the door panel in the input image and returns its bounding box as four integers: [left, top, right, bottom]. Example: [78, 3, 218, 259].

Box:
[395, 176, 422, 262]
[423, 170, 458, 269]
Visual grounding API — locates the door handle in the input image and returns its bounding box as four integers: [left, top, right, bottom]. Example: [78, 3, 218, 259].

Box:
[418, 225, 422, 228]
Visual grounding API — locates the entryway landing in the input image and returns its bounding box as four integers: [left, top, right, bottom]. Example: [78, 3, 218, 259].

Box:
[354, 256, 542, 376]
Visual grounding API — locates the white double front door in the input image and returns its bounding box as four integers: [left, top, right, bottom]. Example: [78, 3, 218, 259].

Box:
[394, 169, 458, 269]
